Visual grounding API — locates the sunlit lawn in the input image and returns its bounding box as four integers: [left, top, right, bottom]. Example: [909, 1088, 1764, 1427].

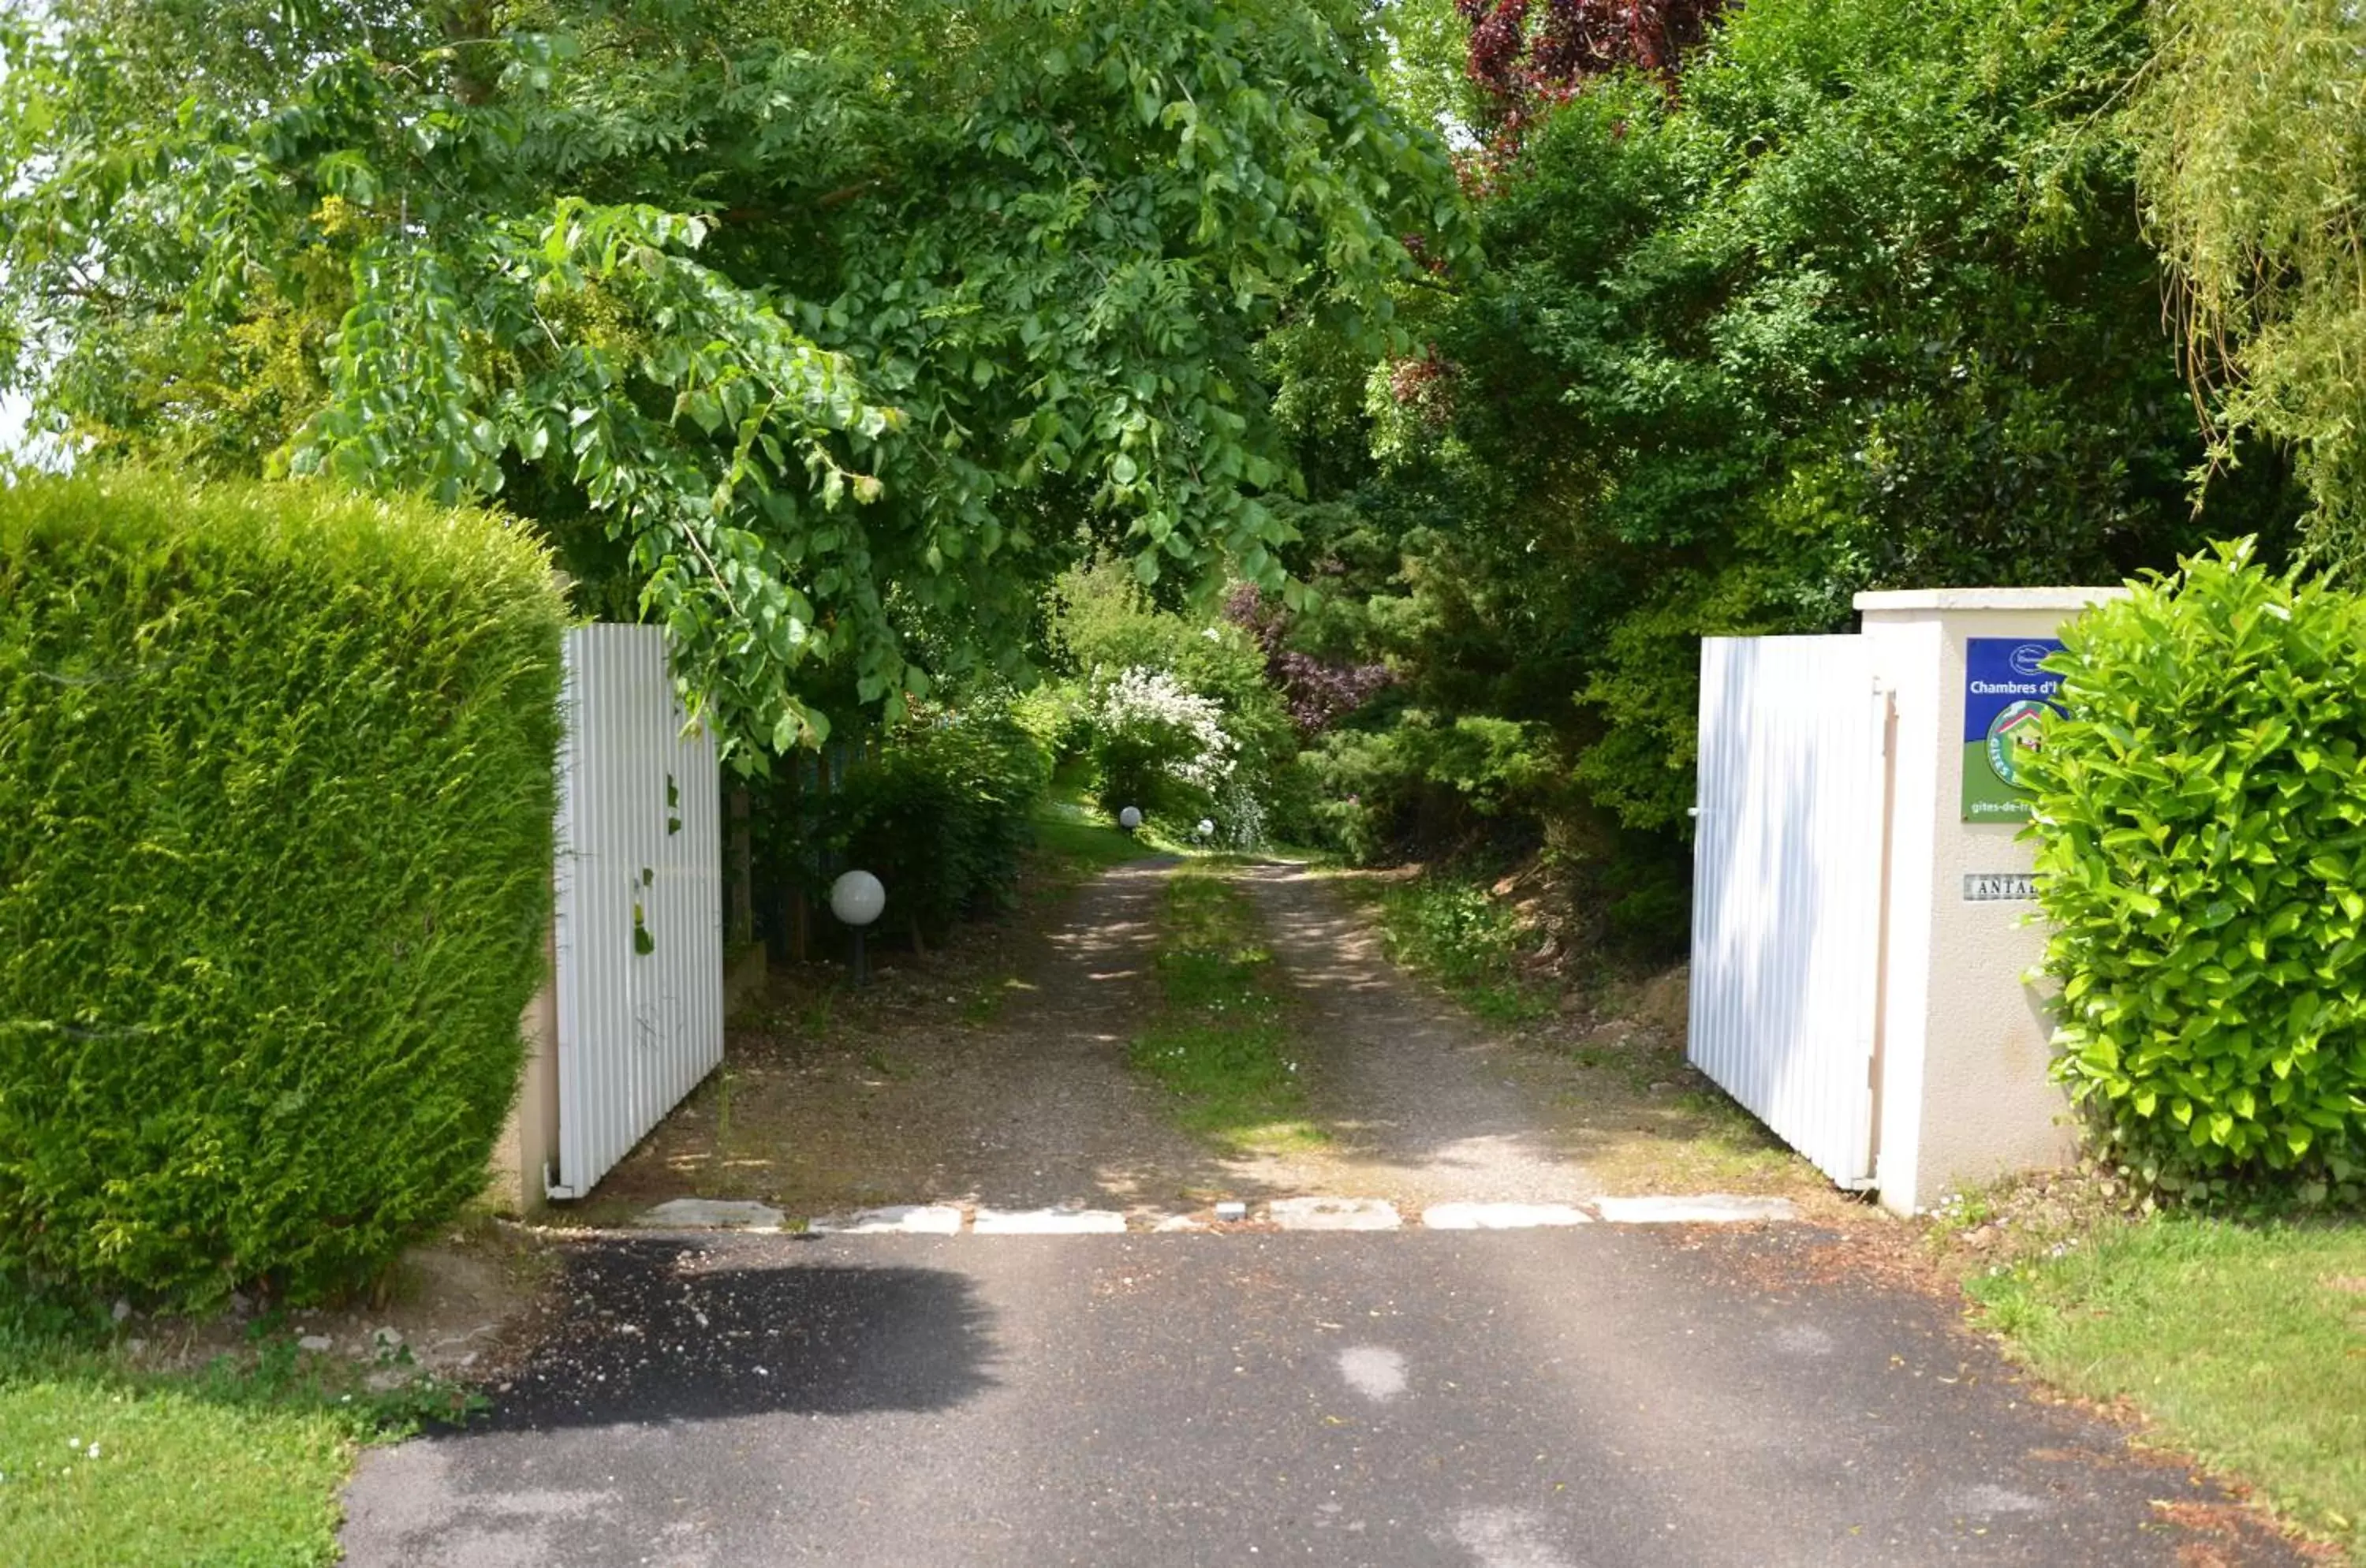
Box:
[1969, 1215, 2366, 1560]
[0, 1371, 355, 1568]
[0, 1282, 473, 1567]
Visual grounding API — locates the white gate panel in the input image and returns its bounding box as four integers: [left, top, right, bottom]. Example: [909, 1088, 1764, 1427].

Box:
[1688, 636, 1884, 1185]
[550, 625, 723, 1199]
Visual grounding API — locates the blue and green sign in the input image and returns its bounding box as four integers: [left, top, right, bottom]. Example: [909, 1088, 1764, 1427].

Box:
[1963, 637, 2062, 822]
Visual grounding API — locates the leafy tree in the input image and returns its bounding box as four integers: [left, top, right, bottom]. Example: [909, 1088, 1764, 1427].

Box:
[1295, 0, 2299, 853]
[0, 0, 1462, 756]
[2133, 0, 2366, 562]
[1222, 581, 1391, 736]
[1458, 0, 1728, 135]
[1371, 0, 1491, 144]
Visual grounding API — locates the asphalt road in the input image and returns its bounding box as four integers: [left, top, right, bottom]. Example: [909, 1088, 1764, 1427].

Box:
[340, 1223, 2293, 1566]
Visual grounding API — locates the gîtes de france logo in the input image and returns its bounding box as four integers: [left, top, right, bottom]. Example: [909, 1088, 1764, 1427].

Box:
[1985, 700, 2048, 788]
[2006, 642, 2051, 679]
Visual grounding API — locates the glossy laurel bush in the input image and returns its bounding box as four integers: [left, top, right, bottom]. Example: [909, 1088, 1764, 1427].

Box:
[2023, 540, 2366, 1201]
[0, 474, 565, 1305]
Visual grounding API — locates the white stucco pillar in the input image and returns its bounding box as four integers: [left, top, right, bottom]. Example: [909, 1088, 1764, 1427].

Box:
[491, 923, 561, 1216]
[1855, 588, 2127, 1214]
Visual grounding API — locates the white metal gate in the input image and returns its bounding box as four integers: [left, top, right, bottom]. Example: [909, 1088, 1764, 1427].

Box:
[548, 625, 723, 1200]
[1688, 636, 1886, 1186]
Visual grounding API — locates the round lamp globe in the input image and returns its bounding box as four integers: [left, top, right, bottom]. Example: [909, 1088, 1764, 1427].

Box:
[1118, 806, 1144, 831]
[829, 869, 886, 928]
[1196, 818, 1215, 839]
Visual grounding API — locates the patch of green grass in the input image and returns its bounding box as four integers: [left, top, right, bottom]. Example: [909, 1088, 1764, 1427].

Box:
[794, 988, 838, 1042]
[1028, 786, 1264, 890]
[1361, 872, 1554, 1025]
[960, 976, 1032, 1026]
[1129, 868, 1325, 1154]
[1, 1375, 353, 1566]
[1027, 792, 1158, 886]
[860, 1047, 916, 1081]
[1967, 1216, 2366, 1559]
[711, 1063, 737, 1149]
[0, 1277, 480, 1566]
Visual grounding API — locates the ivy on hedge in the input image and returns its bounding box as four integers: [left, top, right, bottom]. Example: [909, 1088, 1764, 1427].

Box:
[0, 474, 565, 1305]
[2025, 541, 2366, 1200]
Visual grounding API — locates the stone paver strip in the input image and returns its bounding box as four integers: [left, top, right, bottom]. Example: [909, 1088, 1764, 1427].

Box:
[1421, 1201, 1592, 1230]
[972, 1208, 1129, 1234]
[1593, 1194, 1798, 1223]
[1267, 1197, 1401, 1230]
[809, 1204, 966, 1236]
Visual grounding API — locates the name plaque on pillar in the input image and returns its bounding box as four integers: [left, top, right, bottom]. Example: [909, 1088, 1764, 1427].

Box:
[1962, 872, 2038, 902]
[1962, 637, 2064, 822]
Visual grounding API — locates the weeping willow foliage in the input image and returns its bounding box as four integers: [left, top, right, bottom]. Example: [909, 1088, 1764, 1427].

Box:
[2136, 0, 2366, 559]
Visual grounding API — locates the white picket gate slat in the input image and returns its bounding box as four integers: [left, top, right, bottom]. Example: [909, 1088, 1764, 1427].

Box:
[549, 625, 723, 1200]
[1687, 635, 1885, 1186]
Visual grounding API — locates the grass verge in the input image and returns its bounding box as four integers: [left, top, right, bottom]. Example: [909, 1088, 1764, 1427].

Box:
[1957, 1204, 2366, 1560]
[1129, 867, 1325, 1155]
[0, 1277, 481, 1566]
[1351, 869, 1556, 1026]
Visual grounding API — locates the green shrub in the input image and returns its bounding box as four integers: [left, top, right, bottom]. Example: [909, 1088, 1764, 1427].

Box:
[1008, 682, 1090, 760]
[2024, 540, 2366, 1200]
[1083, 666, 1237, 827]
[1304, 712, 1559, 864]
[1370, 871, 1552, 1025]
[1050, 557, 1197, 677]
[0, 473, 565, 1305]
[1601, 853, 1692, 961]
[823, 709, 1051, 937]
[1304, 727, 1400, 864]
[1047, 558, 1301, 848]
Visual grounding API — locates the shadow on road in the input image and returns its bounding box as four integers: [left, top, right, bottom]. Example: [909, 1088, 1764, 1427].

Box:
[466, 1237, 997, 1432]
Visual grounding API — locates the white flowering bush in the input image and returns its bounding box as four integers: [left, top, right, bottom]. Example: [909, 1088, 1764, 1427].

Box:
[1210, 776, 1268, 850]
[1086, 666, 1239, 827]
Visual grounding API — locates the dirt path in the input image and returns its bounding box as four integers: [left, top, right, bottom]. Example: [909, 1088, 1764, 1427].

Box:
[589, 861, 1267, 1223]
[924, 860, 1250, 1212]
[1217, 862, 1607, 1208]
[589, 856, 1834, 1226]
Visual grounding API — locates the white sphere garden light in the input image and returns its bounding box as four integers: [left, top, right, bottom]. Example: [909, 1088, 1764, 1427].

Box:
[1195, 818, 1215, 841]
[829, 868, 886, 984]
[1118, 805, 1143, 832]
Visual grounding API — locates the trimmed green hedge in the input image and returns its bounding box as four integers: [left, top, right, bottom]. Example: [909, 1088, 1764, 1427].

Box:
[0, 475, 565, 1305]
[2025, 541, 2366, 1201]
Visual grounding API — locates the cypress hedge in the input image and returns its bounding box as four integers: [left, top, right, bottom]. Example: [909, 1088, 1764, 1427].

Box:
[0, 475, 565, 1305]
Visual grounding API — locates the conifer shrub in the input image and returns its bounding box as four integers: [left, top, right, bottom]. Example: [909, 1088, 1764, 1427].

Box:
[0, 474, 565, 1305]
[2025, 541, 2366, 1201]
